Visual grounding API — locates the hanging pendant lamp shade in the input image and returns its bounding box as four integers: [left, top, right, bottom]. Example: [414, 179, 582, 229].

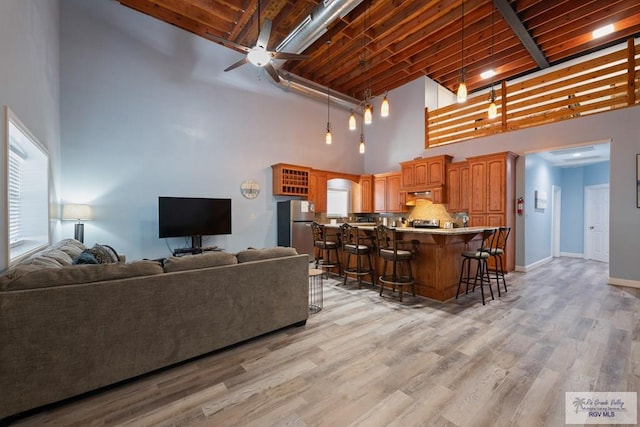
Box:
[348, 111, 357, 130]
[488, 98, 497, 119]
[324, 40, 333, 145]
[487, 4, 496, 119]
[457, 78, 467, 103]
[364, 104, 373, 124]
[380, 94, 390, 117]
[325, 123, 332, 144]
[359, 133, 365, 154]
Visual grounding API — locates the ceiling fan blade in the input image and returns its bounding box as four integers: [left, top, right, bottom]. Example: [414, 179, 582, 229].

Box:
[264, 63, 280, 83]
[256, 19, 272, 50]
[224, 57, 249, 72]
[204, 32, 250, 53]
[271, 52, 311, 61]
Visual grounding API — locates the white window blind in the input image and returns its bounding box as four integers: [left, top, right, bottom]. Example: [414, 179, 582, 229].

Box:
[8, 148, 23, 246]
[327, 188, 349, 217]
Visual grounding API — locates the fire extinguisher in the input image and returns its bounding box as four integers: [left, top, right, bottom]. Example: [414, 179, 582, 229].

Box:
[516, 197, 524, 215]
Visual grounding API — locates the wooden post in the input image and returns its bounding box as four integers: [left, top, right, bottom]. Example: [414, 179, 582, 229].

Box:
[501, 81, 507, 132]
[424, 108, 429, 148]
[627, 38, 636, 106]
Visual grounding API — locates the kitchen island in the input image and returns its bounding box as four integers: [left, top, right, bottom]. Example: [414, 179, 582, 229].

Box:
[324, 224, 494, 302]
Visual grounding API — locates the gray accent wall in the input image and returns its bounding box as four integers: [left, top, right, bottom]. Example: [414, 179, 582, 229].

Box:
[0, 0, 60, 269]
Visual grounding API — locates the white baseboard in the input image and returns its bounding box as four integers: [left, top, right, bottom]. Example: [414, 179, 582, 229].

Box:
[608, 277, 640, 289]
[560, 252, 583, 258]
[515, 256, 553, 272]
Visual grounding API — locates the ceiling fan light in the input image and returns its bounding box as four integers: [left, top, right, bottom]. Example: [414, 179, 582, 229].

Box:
[247, 47, 271, 67]
[348, 112, 357, 130]
[364, 105, 373, 124]
[380, 95, 390, 117]
[457, 81, 467, 103]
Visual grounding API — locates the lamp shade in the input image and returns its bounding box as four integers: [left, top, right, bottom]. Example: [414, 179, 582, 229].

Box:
[62, 204, 92, 221]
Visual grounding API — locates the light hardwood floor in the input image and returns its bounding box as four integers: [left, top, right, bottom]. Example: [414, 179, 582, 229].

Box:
[10, 258, 640, 426]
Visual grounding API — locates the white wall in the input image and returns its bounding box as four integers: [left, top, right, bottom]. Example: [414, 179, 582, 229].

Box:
[0, 0, 60, 269]
[59, 0, 362, 260]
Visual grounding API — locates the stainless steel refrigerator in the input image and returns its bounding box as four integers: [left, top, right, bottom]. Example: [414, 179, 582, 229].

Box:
[277, 200, 315, 256]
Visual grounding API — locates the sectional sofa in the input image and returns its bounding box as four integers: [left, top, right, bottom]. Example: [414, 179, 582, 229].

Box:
[0, 239, 309, 420]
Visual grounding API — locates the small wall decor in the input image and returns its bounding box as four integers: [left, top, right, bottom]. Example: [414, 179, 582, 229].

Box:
[535, 190, 547, 210]
[240, 179, 260, 199]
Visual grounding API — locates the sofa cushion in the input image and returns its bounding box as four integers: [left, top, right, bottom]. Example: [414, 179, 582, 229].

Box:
[236, 247, 299, 263]
[0, 260, 164, 291]
[163, 251, 238, 273]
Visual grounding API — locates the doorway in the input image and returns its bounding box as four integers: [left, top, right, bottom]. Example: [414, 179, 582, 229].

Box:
[584, 184, 609, 262]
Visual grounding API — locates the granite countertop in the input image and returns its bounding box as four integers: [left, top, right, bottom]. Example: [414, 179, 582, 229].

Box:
[322, 223, 495, 235]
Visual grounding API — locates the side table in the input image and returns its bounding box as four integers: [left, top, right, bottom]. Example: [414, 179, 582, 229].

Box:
[308, 268, 324, 314]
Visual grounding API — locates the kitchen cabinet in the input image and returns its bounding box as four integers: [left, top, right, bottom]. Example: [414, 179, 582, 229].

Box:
[446, 161, 469, 212]
[400, 155, 452, 191]
[355, 175, 373, 213]
[467, 151, 518, 271]
[374, 172, 408, 213]
[272, 163, 310, 196]
[308, 170, 327, 213]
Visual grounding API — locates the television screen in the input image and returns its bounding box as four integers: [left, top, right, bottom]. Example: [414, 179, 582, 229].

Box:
[158, 197, 231, 238]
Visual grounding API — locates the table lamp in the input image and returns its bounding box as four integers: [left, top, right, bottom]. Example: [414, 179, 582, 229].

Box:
[62, 204, 92, 243]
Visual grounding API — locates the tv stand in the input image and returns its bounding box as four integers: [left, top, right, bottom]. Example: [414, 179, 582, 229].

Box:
[172, 246, 219, 256]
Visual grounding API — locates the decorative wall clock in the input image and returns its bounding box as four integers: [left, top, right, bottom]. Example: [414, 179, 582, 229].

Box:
[240, 179, 260, 199]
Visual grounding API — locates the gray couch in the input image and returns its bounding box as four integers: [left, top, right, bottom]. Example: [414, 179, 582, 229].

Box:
[0, 240, 309, 420]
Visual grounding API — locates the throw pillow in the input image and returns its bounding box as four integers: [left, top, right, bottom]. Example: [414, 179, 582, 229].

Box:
[88, 244, 120, 264]
[74, 251, 99, 265]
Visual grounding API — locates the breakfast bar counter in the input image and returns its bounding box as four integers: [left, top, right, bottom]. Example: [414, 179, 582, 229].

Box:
[324, 224, 492, 302]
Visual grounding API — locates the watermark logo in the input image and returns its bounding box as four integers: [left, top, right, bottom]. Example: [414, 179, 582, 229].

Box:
[566, 392, 637, 424]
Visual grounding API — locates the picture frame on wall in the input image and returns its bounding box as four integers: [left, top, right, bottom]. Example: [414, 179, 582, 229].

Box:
[535, 190, 547, 210]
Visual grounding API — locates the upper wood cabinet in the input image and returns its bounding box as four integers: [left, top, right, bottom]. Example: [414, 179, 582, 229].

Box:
[400, 155, 452, 191]
[308, 170, 327, 213]
[353, 175, 373, 213]
[272, 163, 310, 196]
[374, 172, 408, 213]
[446, 161, 469, 212]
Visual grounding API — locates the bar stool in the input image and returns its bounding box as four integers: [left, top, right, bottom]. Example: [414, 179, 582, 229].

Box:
[456, 229, 497, 305]
[310, 221, 342, 277]
[374, 224, 418, 302]
[340, 223, 375, 287]
[484, 226, 511, 295]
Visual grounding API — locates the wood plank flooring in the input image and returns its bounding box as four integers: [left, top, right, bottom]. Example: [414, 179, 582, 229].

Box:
[9, 257, 640, 426]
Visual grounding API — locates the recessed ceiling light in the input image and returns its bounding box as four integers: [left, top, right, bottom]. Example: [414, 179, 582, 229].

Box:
[481, 69, 496, 79]
[593, 24, 614, 39]
[572, 152, 582, 157]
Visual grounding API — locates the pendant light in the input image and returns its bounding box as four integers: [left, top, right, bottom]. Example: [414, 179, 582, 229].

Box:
[456, 0, 467, 103]
[325, 40, 332, 144]
[364, 104, 373, 124]
[349, 110, 357, 130]
[380, 93, 390, 117]
[359, 132, 365, 154]
[487, 4, 497, 119]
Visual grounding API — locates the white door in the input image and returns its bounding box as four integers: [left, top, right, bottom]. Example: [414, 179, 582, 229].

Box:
[584, 184, 609, 262]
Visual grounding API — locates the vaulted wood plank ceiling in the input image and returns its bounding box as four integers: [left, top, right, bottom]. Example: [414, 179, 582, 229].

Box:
[118, 0, 640, 102]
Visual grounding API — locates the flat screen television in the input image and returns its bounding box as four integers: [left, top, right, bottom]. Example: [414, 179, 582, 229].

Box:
[158, 197, 231, 248]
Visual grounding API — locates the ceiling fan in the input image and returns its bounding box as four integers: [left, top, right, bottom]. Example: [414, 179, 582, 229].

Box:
[205, 17, 309, 83]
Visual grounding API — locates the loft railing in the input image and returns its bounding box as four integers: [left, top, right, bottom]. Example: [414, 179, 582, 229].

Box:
[426, 39, 640, 148]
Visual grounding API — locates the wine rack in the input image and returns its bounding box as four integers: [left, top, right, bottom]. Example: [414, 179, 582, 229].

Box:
[272, 163, 310, 196]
